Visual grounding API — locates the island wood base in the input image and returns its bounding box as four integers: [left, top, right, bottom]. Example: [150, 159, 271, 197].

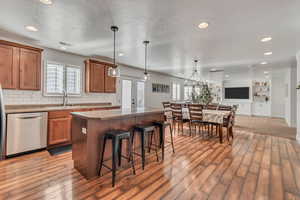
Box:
[71, 111, 164, 179]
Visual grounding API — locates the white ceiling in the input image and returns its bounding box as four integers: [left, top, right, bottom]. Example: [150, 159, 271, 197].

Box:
[0, 0, 299, 78]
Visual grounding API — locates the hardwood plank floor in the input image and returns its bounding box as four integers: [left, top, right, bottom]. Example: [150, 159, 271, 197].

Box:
[0, 127, 300, 200]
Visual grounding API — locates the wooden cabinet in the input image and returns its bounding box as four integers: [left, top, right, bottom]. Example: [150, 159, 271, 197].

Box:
[86, 61, 105, 92]
[47, 106, 120, 148]
[48, 117, 71, 146]
[104, 66, 116, 93]
[19, 48, 41, 90]
[85, 59, 116, 93]
[0, 40, 42, 90]
[0, 44, 19, 89]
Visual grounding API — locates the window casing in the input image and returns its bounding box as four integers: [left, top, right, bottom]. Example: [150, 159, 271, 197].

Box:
[44, 61, 82, 96]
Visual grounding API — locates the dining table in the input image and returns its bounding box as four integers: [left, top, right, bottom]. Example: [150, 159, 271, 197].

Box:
[181, 107, 231, 143]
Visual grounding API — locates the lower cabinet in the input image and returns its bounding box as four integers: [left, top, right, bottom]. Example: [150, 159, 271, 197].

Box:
[47, 106, 120, 148]
[48, 117, 71, 146]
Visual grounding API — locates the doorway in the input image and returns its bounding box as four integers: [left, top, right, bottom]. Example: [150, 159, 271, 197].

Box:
[121, 79, 145, 109]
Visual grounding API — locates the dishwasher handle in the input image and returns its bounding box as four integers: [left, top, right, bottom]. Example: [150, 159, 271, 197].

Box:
[17, 116, 42, 120]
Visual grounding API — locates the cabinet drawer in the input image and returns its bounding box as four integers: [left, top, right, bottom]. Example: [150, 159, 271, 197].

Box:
[48, 110, 71, 119]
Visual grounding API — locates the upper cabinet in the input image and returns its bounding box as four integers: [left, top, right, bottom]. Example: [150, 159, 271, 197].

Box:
[85, 59, 116, 93]
[19, 48, 41, 90]
[0, 40, 43, 90]
[0, 44, 19, 89]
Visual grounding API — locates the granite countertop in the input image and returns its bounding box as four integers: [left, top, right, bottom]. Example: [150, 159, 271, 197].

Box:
[71, 107, 164, 120]
[5, 103, 121, 114]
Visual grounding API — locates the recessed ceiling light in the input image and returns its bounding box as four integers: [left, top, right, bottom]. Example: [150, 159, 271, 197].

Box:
[198, 22, 209, 29]
[261, 37, 272, 42]
[264, 71, 269, 74]
[260, 61, 268, 65]
[264, 52, 272, 56]
[118, 52, 124, 56]
[39, 0, 52, 5]
[60, 46, 67, 50]
[25, 25, 38, 32]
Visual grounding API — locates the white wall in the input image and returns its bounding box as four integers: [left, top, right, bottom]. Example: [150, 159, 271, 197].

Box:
[284, 64, 297, 127]
[1, 40, 184, 108]
[296, 52, 300, 141]
[271, 75, 285, 118]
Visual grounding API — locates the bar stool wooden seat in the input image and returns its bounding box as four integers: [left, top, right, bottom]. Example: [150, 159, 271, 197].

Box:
[98, 130, 135, 187]
[132, 124, 159, 170]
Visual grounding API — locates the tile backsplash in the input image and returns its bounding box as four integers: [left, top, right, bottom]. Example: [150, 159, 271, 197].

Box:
[3, 90, 119, 106]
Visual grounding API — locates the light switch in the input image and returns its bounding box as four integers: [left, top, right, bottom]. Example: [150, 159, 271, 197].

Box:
[82, 128, 87, 135]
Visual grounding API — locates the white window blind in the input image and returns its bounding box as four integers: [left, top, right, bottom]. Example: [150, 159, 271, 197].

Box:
[45, 62, 64, 94]
[66, 66, 81, 95]
[45, 62, 81, 96]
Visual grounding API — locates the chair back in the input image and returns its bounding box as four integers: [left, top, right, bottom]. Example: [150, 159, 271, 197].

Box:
[171, 103, 183, 120]
[188, 104, 203, 121]
[217, 105, 232, 111]
[162, 102, 172, 120]
[162, 102, 171, 109]
[206, 104, 218, 110]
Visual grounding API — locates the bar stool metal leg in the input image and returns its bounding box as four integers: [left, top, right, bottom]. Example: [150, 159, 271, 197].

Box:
[98, 137, 107, 176]
[141, 132, 145, 170]
[128, 138, 136, 175]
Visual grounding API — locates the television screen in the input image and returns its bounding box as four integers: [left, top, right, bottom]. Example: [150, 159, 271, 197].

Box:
[225, 87, 249, 99]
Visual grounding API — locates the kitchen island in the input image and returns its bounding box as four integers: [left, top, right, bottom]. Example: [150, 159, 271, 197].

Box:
[71, 107, 164, 179]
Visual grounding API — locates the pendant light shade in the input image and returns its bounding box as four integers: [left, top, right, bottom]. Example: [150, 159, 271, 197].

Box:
[108, 26, 120, 77]
[143, 40, 150, 81]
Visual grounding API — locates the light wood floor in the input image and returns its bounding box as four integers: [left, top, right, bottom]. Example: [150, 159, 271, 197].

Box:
[235, 115, 296, 140]
[1, 128, 300, 200]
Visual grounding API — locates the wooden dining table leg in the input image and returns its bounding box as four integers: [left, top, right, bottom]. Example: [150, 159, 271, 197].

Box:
[219, 124, 223, 143]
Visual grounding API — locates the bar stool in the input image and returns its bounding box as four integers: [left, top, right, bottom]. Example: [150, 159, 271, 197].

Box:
[132, 125, 159, 170]
[153, 120, 175, 161]
[98, 130, 135, 187]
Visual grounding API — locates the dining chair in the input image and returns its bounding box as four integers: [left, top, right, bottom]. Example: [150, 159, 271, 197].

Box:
[188, 104, 205, 137]
[171, 103, 190, 135]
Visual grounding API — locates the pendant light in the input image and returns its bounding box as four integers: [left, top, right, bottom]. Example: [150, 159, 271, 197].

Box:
[143, 40, 150, 81]
[190, 60, 201, 82]
[108, 26, 120, 77]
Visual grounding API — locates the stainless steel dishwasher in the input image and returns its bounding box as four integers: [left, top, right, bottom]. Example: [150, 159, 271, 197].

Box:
[6, 112, 48, 156]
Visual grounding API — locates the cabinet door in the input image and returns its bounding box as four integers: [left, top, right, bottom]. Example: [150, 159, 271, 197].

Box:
[90, 62, 105, 92]
[19, 48, 41, 90]
[104, 65, 116, 93]
[48, 117, 71, 146]
[0, 44, 19, 89]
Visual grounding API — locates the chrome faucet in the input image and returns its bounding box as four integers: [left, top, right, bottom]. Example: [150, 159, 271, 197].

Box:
[62, 90, 68, 106]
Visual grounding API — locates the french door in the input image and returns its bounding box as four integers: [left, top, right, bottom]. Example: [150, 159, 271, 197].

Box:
[121, 79, 145, 109]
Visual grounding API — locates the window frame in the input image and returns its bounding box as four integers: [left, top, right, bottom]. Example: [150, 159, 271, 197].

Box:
[43, 60, 82, 97]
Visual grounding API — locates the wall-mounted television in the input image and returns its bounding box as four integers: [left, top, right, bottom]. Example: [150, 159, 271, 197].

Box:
[224, 87, 249, 99]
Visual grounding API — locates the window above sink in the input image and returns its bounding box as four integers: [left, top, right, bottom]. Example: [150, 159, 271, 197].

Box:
[44, 61, 82, 96]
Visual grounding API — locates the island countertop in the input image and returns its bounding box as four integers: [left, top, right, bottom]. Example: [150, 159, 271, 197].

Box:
[71, 107, 164, 120]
